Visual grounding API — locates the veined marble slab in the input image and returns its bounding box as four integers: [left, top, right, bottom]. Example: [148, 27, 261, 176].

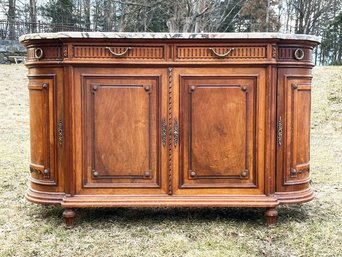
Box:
[19, 32, 321, 43]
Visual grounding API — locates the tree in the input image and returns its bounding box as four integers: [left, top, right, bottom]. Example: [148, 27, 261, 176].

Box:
[239, 0, 280, 32]
[321, 11, 342, 65]
[8, 0, 16, 39]
[40, 0, 75, 29]
[29, 0, 37, 32]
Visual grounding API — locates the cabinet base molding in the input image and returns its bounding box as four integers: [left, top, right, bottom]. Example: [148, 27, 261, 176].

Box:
[275, 188, 315, 204]
[61, 194, 279, 208]
[26, 188, 65, 205]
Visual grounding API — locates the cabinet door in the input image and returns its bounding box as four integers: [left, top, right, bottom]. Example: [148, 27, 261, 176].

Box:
[174, 68, 266, 194]
[79, 69, 167, 193]
[276, 70, 312, 190]
[28, 75, 56, 185]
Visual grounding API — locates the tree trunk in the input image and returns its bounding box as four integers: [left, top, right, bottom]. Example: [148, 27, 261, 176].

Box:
[29, 0, 37, 33]
[84, 0, 91, 30]
[266, 0, 270, 32]
[8, 0, 16, 39]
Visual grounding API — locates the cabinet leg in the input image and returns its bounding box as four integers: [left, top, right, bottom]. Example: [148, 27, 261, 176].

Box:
[265, 208, 278, 227]
[63, 209, 76, 228]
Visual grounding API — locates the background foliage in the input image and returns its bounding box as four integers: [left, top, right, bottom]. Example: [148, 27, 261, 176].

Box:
[0, 0, 341, 64]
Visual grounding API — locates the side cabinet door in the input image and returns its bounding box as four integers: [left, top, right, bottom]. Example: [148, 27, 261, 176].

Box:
[78, 69, 167, 193]
[277, 70, 312, 191]
[174, 68, 266, 194]
[28, 76, 56, 185]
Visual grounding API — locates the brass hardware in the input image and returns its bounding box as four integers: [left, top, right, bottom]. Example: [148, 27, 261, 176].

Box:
[30, 167, 49, 177]
[144, 85, 150, 92]
[277, 116, 283, 146]
[241, 85, 247, 92]
[57, 120, 63, 145]
[174, 118, 179, 147]
[42, 83, 48, 89]
[190, 85, 196, 91]
[92, 84, 98, 92]
[106, 47, 132, 57]
[30, 167, 41, 174]
[161, 118, 166, 146]
[294, 48, 305, 60]
[144, 171, 151, 177]
[93, 170, 99, 177]
[292, 83, 298, 90]
[241, 170, 248, 178]
[190, 170, 196, 177]
[34, 48, 44, 59]
[208, 47, 234, 58]
[290, 168, 297, 176]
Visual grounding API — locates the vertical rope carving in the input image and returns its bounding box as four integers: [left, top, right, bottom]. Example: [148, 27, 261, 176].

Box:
[168, 68, 173, 195]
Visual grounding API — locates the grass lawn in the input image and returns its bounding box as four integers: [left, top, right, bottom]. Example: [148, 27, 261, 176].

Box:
[0, 65, 341, 257]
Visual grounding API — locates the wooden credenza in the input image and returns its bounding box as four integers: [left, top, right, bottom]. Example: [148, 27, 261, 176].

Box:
[20, 32, 320, 227]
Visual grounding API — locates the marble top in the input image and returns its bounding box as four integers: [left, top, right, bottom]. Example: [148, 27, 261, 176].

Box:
[19, 32, 321, 43]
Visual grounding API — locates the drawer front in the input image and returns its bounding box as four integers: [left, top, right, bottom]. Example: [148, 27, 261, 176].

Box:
[72, 45, 165, 60]
[27, 45, 63, 62]
[278, 46, 313, 63]
[175, 45, 267, 61]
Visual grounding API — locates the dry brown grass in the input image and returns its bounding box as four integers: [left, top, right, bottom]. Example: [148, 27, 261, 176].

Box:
[0, 64, 341, 257]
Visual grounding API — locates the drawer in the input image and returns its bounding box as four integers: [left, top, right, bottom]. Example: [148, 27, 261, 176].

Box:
[175, 45, 267, 61]
[27, 45, 63, 62]
[277, 45, 313, 62]
[72, 44, 166, 61]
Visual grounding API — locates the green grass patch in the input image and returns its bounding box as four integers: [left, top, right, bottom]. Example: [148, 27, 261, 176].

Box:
[0, 65, 341, 256]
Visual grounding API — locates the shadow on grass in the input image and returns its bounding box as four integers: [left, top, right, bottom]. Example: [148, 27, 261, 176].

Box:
[32, 204, 313, 228]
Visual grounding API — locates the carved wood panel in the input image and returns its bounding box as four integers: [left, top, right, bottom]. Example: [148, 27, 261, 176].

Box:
[175, 45, 267, 61]
[73, 45, 165, 60]
[283, 77, 312, 185]
[28, 75, 57, 185]
[178, 74, 259, 189]
[82, 74, 163, 188]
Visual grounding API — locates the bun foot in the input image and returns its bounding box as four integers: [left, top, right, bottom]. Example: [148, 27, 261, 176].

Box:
[265, 208, 278, 227]
[63, 209, 76, 228]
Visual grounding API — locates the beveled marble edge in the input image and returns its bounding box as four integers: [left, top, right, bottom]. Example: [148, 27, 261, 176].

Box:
[19, 32, 321, 43]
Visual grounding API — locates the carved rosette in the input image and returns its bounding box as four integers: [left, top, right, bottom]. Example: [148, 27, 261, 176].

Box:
[272, 46, 277, 58]
[63, 46, 68, 59]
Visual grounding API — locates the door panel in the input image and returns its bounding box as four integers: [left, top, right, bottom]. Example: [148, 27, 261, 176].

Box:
[284, 77, 311, 185]
[174, 68, 266, 194]
[81, 72, 165, 190]
[28, 75, 56, 185]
